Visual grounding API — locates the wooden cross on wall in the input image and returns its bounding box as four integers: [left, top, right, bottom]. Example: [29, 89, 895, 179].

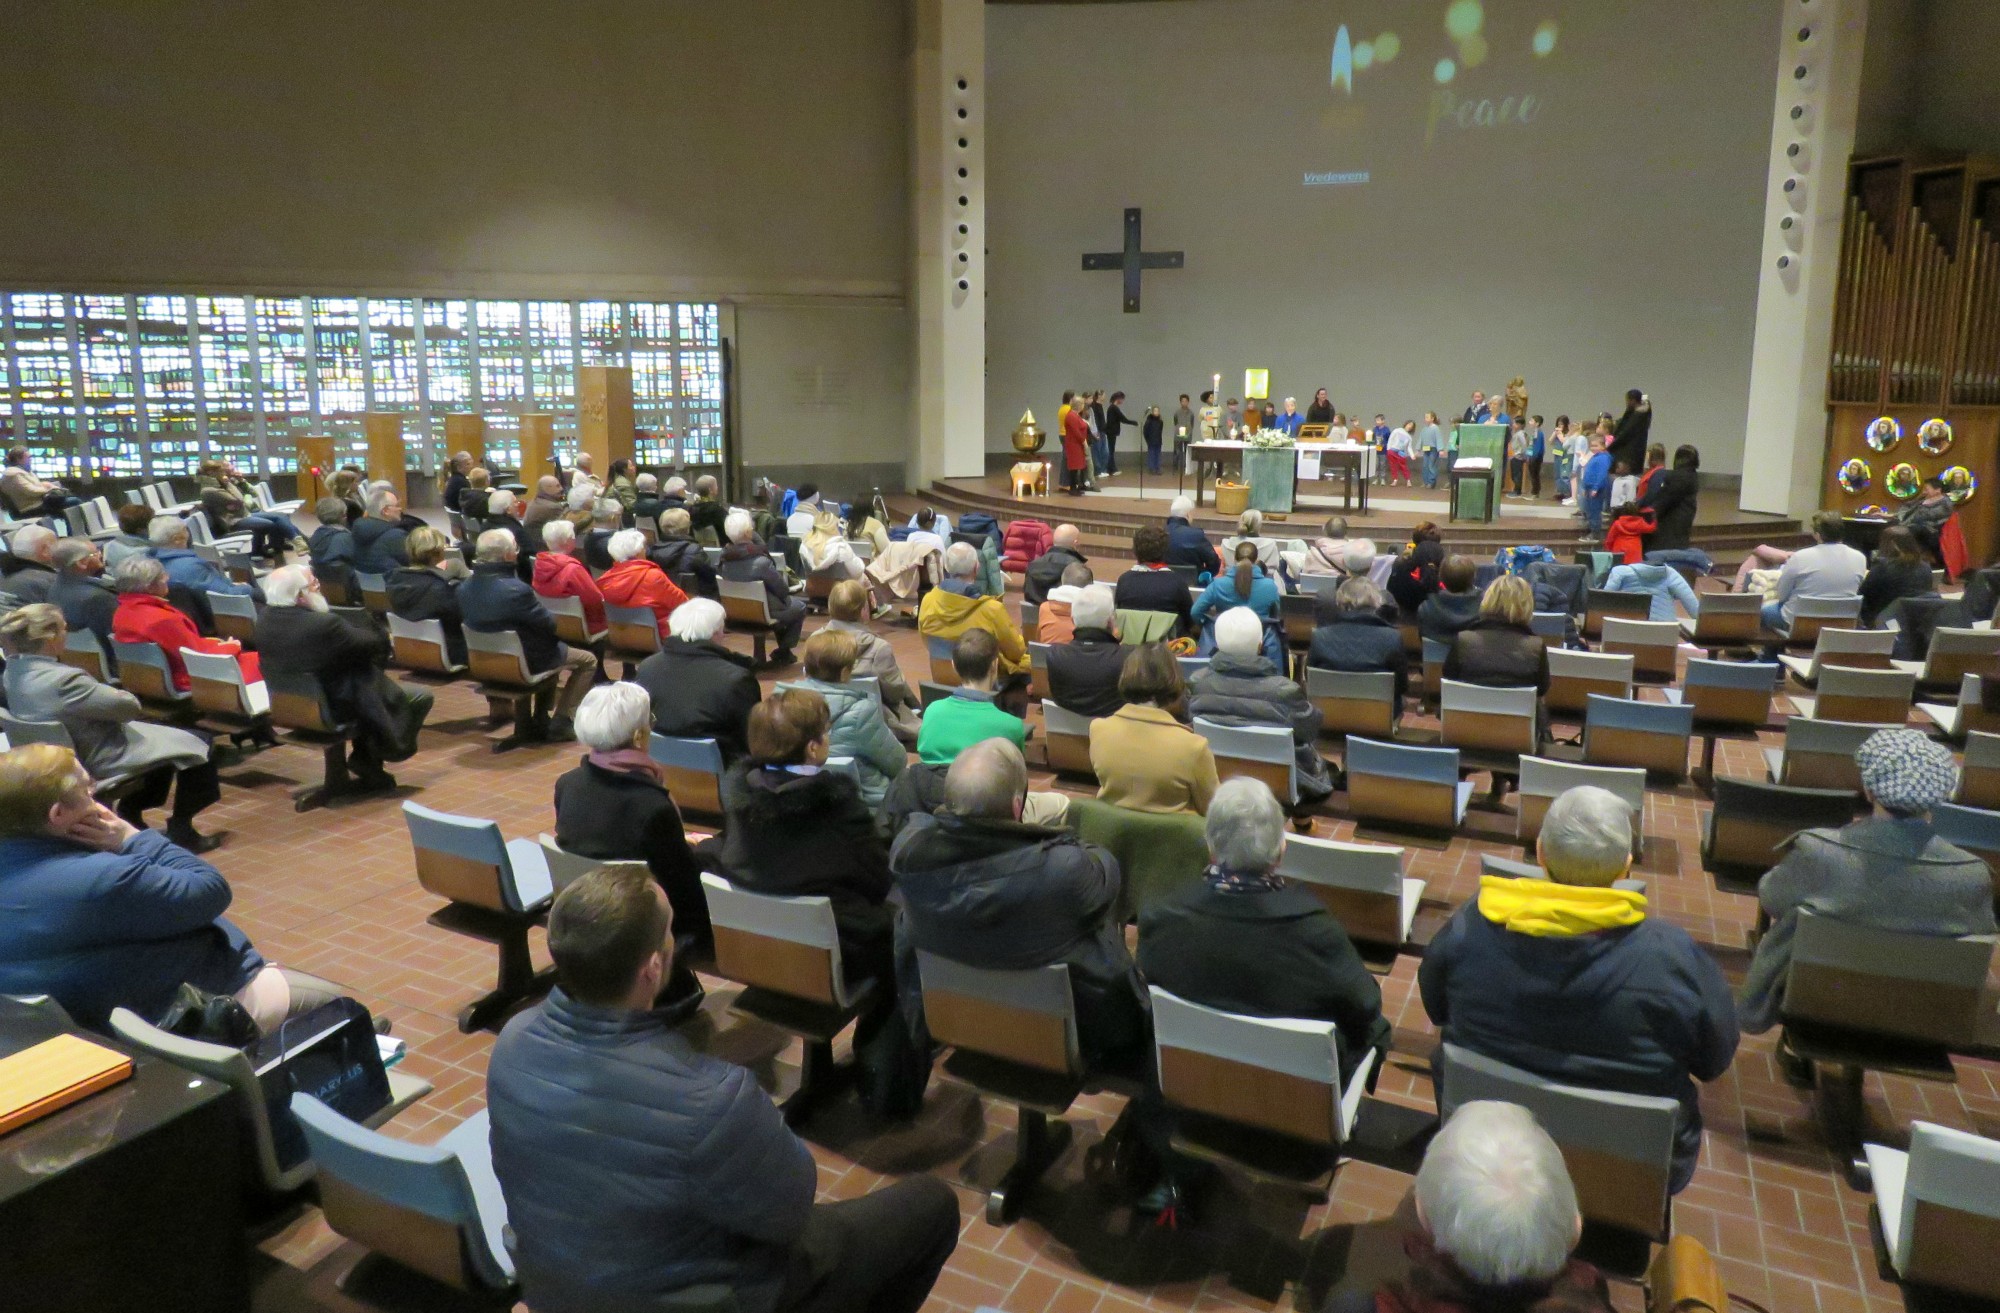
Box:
[1082, 207, 1184, 313]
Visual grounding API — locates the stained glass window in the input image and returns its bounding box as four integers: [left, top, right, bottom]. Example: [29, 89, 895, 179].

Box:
[135, 295, 199, 476]
[256, 297, 311, 470]
[195, 297, 258, 474]
[0, 291, 725, 483]
[11, 292, 79, 475]
[75, 295, 140, 478]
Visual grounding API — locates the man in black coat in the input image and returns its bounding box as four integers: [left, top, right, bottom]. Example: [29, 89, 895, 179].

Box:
[1608, 389, 1652, 476]
[1114, 524, 1196, 637]
[717, 510, 805, 663]
[650, 509, 720, 599]
[1023, 523, 1088, 607]
[255, 565, 433, 788]
[459, 528, 596, 739]
[1307, 577, 1408, 712]
[0, 523, 58, 604]
[891, 738, 1147, 1076]
[631, 596, 761, 764]
[1635, 445, 1700, 554]
[50, 539, 121, 672]
[349, 485, 410, 576]
[1161, 496, 1221, 576]
[1139, 776, 1390, 1077]
[1046, 585, 1127, 720]
[386, 530, 467, 667]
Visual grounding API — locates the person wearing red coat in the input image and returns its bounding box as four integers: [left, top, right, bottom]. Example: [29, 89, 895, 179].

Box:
[530, 520, 607, 632]
[1061, 403, 1091, 495]
[109, 561, 260, 691]
[597, 530, 689, 639]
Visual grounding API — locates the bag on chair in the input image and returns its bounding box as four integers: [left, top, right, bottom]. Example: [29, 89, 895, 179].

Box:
[1646, 1235, 1728, 1313]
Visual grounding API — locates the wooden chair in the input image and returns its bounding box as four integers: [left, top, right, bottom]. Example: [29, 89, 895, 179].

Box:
[1438, 680, 1538, 777]
[464, 627, 559, 750]
[1781, 913, 1997, 1185]
[111, 639, 193, 714]
[534, 833, 609, 896]
[1956, 731, 2000, 810]
[1762, 716, 1878, 794]
[1702, 777, 1858, 894]
[539, 592, 606, 649]
[401, 800, 558, 1033]
[647, 733, 726, 820]
[1917, 673, 2000, 741]
[287, 1097, 517, 1299]
[354, 570, 391, 616]
[108, 1008, 431, 1199]
[1344, 735, 1471, 832]
[917, 954, 1084, 1223]
[318, 572, 357, 607]
[1027, 641, 1051, 700]
[1778, 626, 1896, 685]
[1598, 616, 1681, 684]
[1582, 588, 1651, 642]
[179, 647, 271, 744]
[1893, 625, 2000, 690]
[717, 577, 777, 665]
[204, 589, 260, 645]
[1149, 986, 1378, 1195]
[1417, 635, 1450, 707]
[59, 626, 112, 683]
[1276, 833, 1423, 969]
[1019, 598, 1039, 643]
[1865, 1121, 2000, 1305]
[1177, 655, 1211, 683]
[1582, 694, 1693, 781]
[1040, 700, 1095, 777]
[699, 872, 879, 1125]
[1280, 592, 1317, 651]
[1515, 756, 1646, 855]
[1679, 591, 1764, 654]
[264, 667, 364, 812]
[1304, 667, 1399, 740]
[1193, 718, 1297, 807]
[1545, 649, 1633, 719]
[1789, 665, 1916, 725]
[1661, 657, 1782, 778]
[1438, 1043, 1678, 1261]
[604, 602, 663, 676]
[1783, 593, 1864, 650]
[924, 634, 960, 686]
[386, 614, 465, 676]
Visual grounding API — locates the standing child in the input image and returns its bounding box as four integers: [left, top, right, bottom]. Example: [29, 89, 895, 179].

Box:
[1506, 417, 1530, 495]
[1385, 421, 1415, 485]
[1417, 411, 1446, 488]
[1526, 415, 1546, 498]
[1603, 503, 1655, 564]
[1143, 405, 1165, 474]
[1549, 416, 1574, 501]
[1372, 414, 1392, 451]
[1579, 435, 1613, 539]
[1609, 461, 1638, 510]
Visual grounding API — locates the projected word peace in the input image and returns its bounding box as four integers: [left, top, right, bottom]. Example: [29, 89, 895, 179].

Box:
[1426, 89, 1541, 143]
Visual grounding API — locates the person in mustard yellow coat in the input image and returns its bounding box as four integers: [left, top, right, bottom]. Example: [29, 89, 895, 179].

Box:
[1090, 644, 1218, 815]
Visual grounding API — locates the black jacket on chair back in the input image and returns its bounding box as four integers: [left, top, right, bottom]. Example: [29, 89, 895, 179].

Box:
[552, 757, 707, 940]
[1443, 618, 1549, 692]
[386, 566, 466, 666]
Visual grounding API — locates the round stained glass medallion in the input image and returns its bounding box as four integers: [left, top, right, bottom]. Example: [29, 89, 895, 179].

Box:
[1941, 465, 1976, 505]
[1885, 463, 1922, 500]
[1865, 416, 1902, 451]
[1917, 418, 1953, 455]
[1836, 458, 1871, 494]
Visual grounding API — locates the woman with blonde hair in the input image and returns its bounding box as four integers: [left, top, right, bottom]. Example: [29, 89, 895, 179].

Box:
[1443, 575, 1548, 693]
[802, 507, 864, 582]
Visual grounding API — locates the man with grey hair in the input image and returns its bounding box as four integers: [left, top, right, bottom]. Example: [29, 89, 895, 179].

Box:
[149, 512, 260, 601]
[1023, 522, 1088, 607]
[1325, 1101, 1610, 1312]
[460, 527, 597, 741]
[633, 596, 761, 763]
[1, 523, 60, 603]
[1419, 785, 1737, 1193]
[1189, 607, 1335, 806]
[523, 474, 567, 540]
[629, 471, 663, 527]
[1046, 583, 1124, 718]
[916, 538, 1028, 682]
[50, 537, 119, 661]
[254, 564, 433, 791]
[581, 497, 623, 573]
[307, 496, 358, 597]
[890, 737, 1146, 1074]
[716, 508, 804, 664]
[1163, 494, 1220, 576]
[481, 488, 535, 574]
[350, 483, 408, 575]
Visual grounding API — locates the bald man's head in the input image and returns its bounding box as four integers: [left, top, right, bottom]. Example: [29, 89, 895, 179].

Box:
[537, 476, 562, 497]
[945, 738, 1029, 820]
[1053, 524, 1081, 549]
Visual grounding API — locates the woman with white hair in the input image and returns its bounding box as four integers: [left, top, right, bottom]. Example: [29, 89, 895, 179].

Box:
[597, 528, 688, 640]
[551, 682, 708, 993]
[632, 596, 763, 763]
[1324, 1101, 1612, 1312]
[529, 517, 607, 633]
[1187, 608, 1334, 806]
[715, 509, 805, 664]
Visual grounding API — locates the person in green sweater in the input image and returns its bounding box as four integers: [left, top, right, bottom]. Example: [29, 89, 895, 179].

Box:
[916, 629, 1026, 766]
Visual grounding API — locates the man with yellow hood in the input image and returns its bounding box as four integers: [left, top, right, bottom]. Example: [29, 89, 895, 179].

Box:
[1419, 785, 1737, 1194]
[917, 542, 1029, 679]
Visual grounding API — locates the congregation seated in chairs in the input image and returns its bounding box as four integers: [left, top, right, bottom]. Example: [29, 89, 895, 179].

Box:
[461, 526, 598, 742]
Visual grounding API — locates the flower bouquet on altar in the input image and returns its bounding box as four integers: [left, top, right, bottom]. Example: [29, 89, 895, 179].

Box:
[1245, 428, 1296, 450]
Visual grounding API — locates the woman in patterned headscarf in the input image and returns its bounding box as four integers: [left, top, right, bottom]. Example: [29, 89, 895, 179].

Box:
[1738, 728, 1997, 1035]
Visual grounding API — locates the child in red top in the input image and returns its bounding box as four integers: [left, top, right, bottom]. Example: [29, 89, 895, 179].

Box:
[1603, 504, 1655, 565]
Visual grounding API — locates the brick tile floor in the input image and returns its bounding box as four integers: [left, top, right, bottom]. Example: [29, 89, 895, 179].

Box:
[221, 586, 1997, 1313]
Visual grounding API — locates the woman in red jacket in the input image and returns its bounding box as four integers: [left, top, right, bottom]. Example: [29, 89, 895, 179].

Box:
[109, 556, 260, 691]
[1061, 396, 1091, 496]
[596, 529, 688, 640]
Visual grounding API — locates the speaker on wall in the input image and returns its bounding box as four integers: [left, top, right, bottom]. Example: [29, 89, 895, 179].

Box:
[950, 69, 979, 309]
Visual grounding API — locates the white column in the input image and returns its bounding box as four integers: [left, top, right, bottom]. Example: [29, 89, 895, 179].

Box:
[910, 0, 986, 486]
[1739, 0, 1870, 516]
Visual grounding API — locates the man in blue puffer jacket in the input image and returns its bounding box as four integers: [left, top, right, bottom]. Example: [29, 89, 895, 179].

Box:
[486, 866, 958, 1313]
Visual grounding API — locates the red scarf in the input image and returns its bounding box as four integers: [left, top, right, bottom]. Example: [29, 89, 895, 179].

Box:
[588, 747, 665, 786]
[1373, 1233, 1612, 1313]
